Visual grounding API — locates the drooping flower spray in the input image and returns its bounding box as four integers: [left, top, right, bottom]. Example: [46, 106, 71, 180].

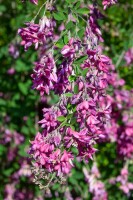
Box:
[18, 0, 122, 189]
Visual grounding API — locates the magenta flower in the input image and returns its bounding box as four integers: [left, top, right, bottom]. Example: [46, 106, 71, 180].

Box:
[110, 166, 133, 195]
[124, 48, 133, 65]
[83, 164, 108, 200]
[61, 38, 81, 58]
[18, 22, 40, 51]
[18, 17, 54, 51]
[54, 150, 74, 176]
[38, 107, 61, 135]
[31, 54, 57, 95]
[30, 0, 38, 5]
[30, 133, 74, 177]
[55, 61, 72, 94]
[102, 0, 117, 9]
[8, 43, 19, 59]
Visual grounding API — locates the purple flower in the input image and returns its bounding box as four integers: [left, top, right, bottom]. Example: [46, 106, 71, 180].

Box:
[55, 61, 72, 94]
[18, 17, 54, 51]
[124, 48, 133, 65]
[110, 166, 133, 195]
[102, 0, 117, 9]
[38, 107, 61, 134]
[18, 22, 39, 51]
[83, 164, 108, 200]
[8, 44, 19, 59]
[7, 68, 15, 75]
[29, 133, 74, 176]
[30, 0, 38, 5]
[61, 38, 81, 59]
[31, 54, 57, 95]
[54, 150, 74, 176]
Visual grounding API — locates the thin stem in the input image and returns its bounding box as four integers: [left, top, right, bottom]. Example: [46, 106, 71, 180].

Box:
[116, 50, 125, 68]
[32, 1, 48, 22]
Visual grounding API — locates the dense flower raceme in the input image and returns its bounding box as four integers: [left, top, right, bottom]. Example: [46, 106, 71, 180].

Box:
[124, 48, 133, 65]
[103, 65, 133, 159]
[109, 165, 133, 195]
[18, 0, 133, 192]
[26, 8, 115, 186]
[83, 164, 108, 200]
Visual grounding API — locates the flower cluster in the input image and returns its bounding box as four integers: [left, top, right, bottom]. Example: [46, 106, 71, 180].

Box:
[83, 164, 108, 200]
[104, 65, 133, 159]
[109, 165, 133, 195]
[18, 17, 54, 51]
[30, 132, 74, 177]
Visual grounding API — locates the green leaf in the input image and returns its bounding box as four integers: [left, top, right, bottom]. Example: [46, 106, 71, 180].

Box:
[66, 21, 74, 29]
[65, 92, 73, 97]
[3, 169, 14, 177]
[68, 75, 76, 82]
[55, 38, 64, 48]
[0, 5, 6, 13]
[53, 12, 67, 21]
[77, 29, 84, 39]
[15, 60, 28, 72]
[57, 116, 66, 122]
[74, 85, 79, 94]
[66, 0, 74, 4]
[82, 68, 88, 77]
[74, 56, 88, 64]
[0, 145, 6, 155]
[0, 99, 6, 106]
[76, 8, 89, 15]
[18, 82, 28, 95]
[63, 35, 69, 44]
[67, 114, 73, 119]
[74, 1, 80, 10]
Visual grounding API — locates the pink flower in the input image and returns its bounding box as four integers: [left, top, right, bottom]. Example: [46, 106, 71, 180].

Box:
[8, 43, 19, 59]
[31, 54, 57, 96]
[124, 48, 133, 65]
[38, 107, 60, 134]
[18, 17, 54, 51]
[61, 38, 81, 58]
[30, 0, 38, 5]
[102, 0, 117, 10]
[54, 150, 74, 176]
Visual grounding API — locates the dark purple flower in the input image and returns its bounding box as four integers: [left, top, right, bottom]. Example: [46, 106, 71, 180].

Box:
[31, 54, 57, 95]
